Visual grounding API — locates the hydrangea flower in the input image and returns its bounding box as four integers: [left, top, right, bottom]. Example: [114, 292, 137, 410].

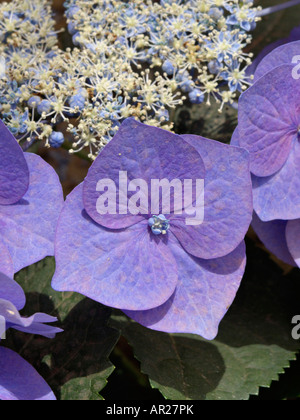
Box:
[0, 347, 56, 400]
[0, 119, 64, 273]
[0, 0, 260, 159]
[0, 119, 63, 399]
[231, 42, 300, 267]
[0, 119, 29, 205]
[232, 64, 300, 221]
[252, 40, 300, 82]
[225, 2, 257, 32]
[0, 272, 62, 400]
[0, 273, 62, 340]
[251, 214, 299, 267]
[246, 24, 300, 77]
[52, 118, 252, 340]
[65, 0, 259, 105]
[0, 1, 60, 145]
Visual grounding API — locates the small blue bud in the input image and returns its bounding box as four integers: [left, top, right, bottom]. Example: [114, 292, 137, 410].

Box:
[69, 93, 86, 110]
[162, 60, 175, 76]
[148, 217, 155, 227]
[66, 5, 80, 19]
[148, 215, 170, 235]
[49, 131, 64, 148]
[180, 79, 194, 93]
[188, 88, 204, 104]
[152, 228, 162, 235]
[37, 99, 52, 115]
[157, 108, 169, 122]
[68, 21, 78, 35]
[207, 60, 221, 75]
[28, 96, 41, 108]
[72, 32, 81, 46]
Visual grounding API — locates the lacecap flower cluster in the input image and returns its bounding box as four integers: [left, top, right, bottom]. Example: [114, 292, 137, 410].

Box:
[0, 0, 260, 159]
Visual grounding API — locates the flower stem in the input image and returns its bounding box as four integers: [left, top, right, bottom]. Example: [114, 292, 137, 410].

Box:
[61, 142, 91, 162]
[257, 0, 300, 17]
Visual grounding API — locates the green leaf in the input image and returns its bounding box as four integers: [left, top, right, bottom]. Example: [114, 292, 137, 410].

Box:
[250, 352, 300, 400]
[111, 238, 300, 400]
[6, 257, 120, 400]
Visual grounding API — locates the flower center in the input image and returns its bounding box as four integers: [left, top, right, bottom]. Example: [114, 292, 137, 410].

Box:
[148, 214, 170, 236]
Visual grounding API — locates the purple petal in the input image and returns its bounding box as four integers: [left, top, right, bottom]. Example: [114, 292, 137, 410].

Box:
[125, 236, 246, 340]
[230, 127, 240, 146]
[0, 239, 14, 278]
[0, 298, 62, 338]
[246, 25, 300, 78]
[169, 135, 252, 259]
[0, 272, 26, 311]
[52, 184, 178, 311]
[252, 138, 300, 221]
[251, 212, 296, 266]
[246, 39, 287, 78]
[286, 219, 300, 267]
[0, 347, 56, 400]
[0, 120, 29, 205]
[254, 40, 300, 81]
[238, 65, 299, 177]
[83, 118, 205, 229]
[289, 25, 300, 42]
[0, 153, 64, 273]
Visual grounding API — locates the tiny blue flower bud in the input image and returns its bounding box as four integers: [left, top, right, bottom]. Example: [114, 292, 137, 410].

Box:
[66, 5, 80, 19]
[28, 96, 42, 108]
[69, 93, 86, 110]
[49, 131, 64, 148]
[148, 217, 155, 227]
[157, 108, 170, 122]
[148, 215, 170, 235]
[72, 32, 81, 46]
[152, 228, 162, 235]
[162, 60, 175, 76]
[37, 99, 52, 115]
[180, 79, 194, 93]
[208, 60, 221, 75]
[68, 21, 78, 35]
[188, 88, 204, 104]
